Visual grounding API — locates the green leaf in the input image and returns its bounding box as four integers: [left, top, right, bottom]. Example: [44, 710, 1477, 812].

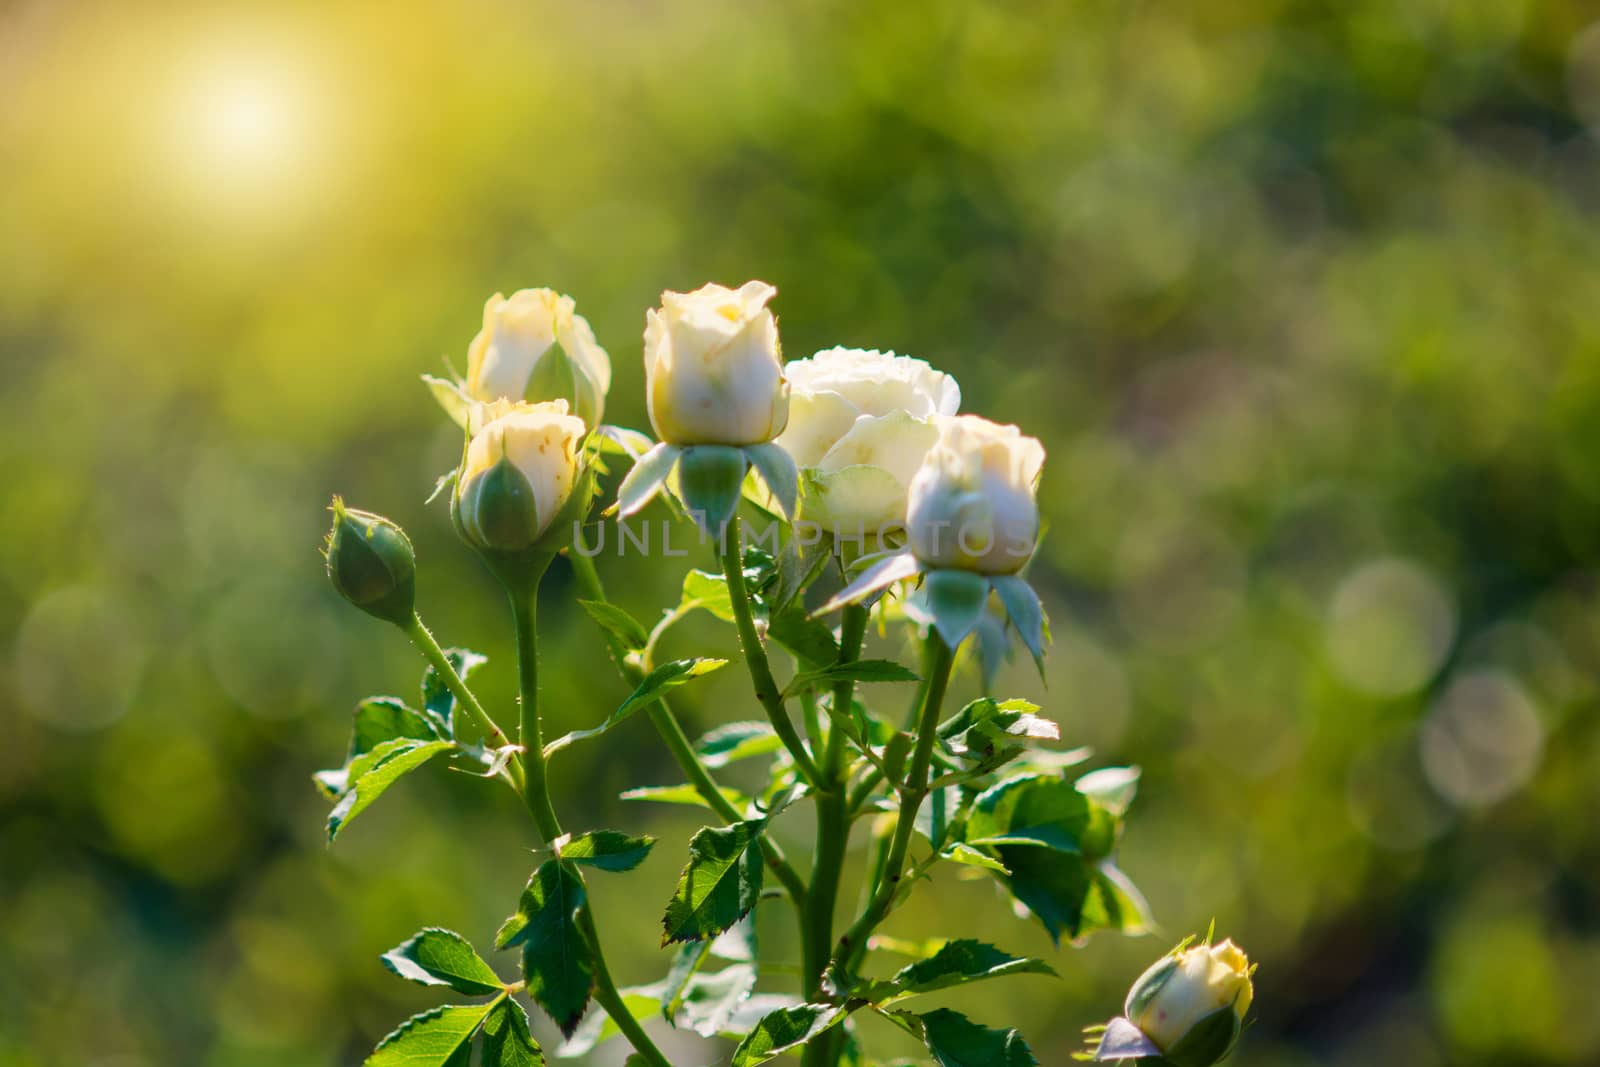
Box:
[577, 599, 650, 651]
[315, 697, 441, 798]
[1075, 766, 1141, 817]
[328, 739, 456, 841]
[731, 1004, 846, 1067]
[481, 998, 544, 1067]
[621, 783, 750, 810]
[496, 861, 595, 1037]
[938, 699, 1059, 762]
[915, 1008, 1037, 1067]
[365, 1003, 495, 1067]
[381, 928, 505, 996]
[784, 659, 920, 699]
[546, 658, 729, 755]
[766, 607, 841, 667]
[710, 912, 758, 961]
[421, 648, 488, 737]
[678, 963, 760, 1037]
[965, 774, 1118, 857]
[680, 569, 735, 621]
[862, 941, 1055, 1005]
[939, 843, 1009, 874]
[661, 820, 765, 945]
[996, 851, 1153, 945]
[660, 942, 711, 1023]
[556, 830, 656, 873]
[912, 786, 966, 851]
[696, 721, 783, 769]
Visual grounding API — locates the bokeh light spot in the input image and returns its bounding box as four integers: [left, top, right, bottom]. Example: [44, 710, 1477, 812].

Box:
[13, 586, 145, 732]
[1325, 558, 1455, 696]
[1420, 670, 1543, 810]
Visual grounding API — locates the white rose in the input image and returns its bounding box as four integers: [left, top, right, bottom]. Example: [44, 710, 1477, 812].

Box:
[456, 400, 587, 550]
[644, 281, 788, 446]
[774, 347, 960, 533]
[465, 288, 611, 426]
[1126, 940, 1254, 1055]
[905, 415, 1044, 575]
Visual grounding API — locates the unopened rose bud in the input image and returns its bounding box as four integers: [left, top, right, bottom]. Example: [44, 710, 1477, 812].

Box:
[324, 499, 416, 626]
[455, 399, 587, 553]
[644, 281, 789, 446]
[465, 288, 612, 426]
[906, 415, 1044, 575]
[1122, 938, 1254, 1066]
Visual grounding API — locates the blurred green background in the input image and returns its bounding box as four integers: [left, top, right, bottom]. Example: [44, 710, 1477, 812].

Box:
[6, 1, 1600, 1064]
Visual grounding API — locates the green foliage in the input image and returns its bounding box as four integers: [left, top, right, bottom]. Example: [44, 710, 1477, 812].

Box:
[577, 600, 651, 651]
[860, 940, 1056, 1005]
[327, 738, 456, 841]
[730, 1003, 846, 1067]
[544, 658, 728, 755]
[365, 1003, 498, 1067]
[695, 721, 784, 769]
[661, 820, 766, 945]
[421, 649, 489, 737]
[555, 830, 656, 872]
[381, 928, 505, 996]
[783, 659, 921, 699]
[912, 1008, 1038, 1067]
[495, 862, 595, 1037]
[481, 999, 544, 1067]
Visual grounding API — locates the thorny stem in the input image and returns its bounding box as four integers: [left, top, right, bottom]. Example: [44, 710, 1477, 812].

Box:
[402, 612, 526, 795]
[718, 516, 824, 786]
[831, 631, 955, 982]
[503, 565, 672, 1067]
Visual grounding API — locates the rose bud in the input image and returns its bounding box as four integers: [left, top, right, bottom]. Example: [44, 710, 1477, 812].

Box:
[774, 347, 960, 535]
[906, 415, 1044, 575]
[644, 281, 789, 446]
[455, 399, 588, 553]
[464, 288, 612, 426]
[1119, 938, 1255, 1066]
[323, 499, 417, 626]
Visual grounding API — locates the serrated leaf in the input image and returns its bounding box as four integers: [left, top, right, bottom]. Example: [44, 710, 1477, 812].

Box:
[938, 699, 1058, 762]
[862, 941, 1055, 1005]
[731, 1003, 846, 1067]
[381, 928, 505, 995]
[997, 851, 1153, 946]
[783, 659, 920, 699]
[965, 774, 1118, 856]
[365, 1003, 495, 1067]
[421, 648, 488, 737]
[315, 697, 442, 798]
[556, 830, 656, 872]
[660, 942, 712, 1023]
[496, 861, 594, 1036]
[482, 998, 544, 1067]
[916, 1008, 1037, 1067]
[577, 600, 651, 651]
[678, 963, 759, 1037]
[545, 658, 728, 756]
[661, 821, 765, 945]
[680, 569, 735, 621]
[328, 739, 456, 841]
[912, 786, 966, 850]
[696, 721, 783, 769]
[1074, 766, 1141, 817]
[621, 783, 750, 810]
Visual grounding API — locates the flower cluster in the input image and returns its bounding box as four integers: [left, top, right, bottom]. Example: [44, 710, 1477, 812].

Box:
[319, 278, 1255, 1067]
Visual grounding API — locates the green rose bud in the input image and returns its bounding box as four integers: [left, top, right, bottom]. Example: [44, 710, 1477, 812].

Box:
[324, 499, 416, 626]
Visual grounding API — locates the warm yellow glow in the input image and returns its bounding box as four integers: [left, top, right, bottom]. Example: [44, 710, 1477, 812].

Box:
[196, 70, 298, 174]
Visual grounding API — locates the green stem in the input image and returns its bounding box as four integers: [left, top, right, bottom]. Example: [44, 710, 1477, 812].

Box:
[503, 561, 673, 1067]
[718, 516, 824, 786]
[402, 612, 525, 795]
[832, 632, 955, 979]
[801, 605, 867, 998]
[567, 550, 809, 909]
[508, 581, 563, 842]
[577, 904, 673, 1067]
